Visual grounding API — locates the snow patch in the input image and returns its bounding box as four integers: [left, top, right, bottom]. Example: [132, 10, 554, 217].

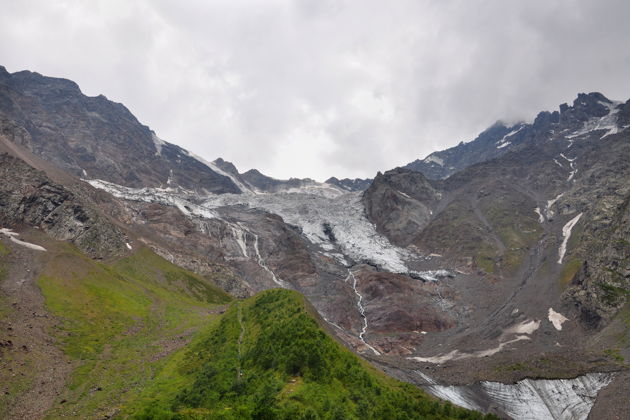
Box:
[411, 269, 452, 282]
[410, 336, 531, 364]
[184, 151, 252, 194]
[0, 228, 46, 252]
[534, 207, 544, 223]
[506, 319, 541, 335]
[409, 319, 538, 364]
[125, 242, 132, 250]
[495, 125, 524, 149]
[558, 213, 582, 264]
[397, 190, 411, 199]
[548, 308, 569, 331]
[565, 100, 622, 140]
[545, 193, 564, 219]
[152, 132, 166, 156]
[423, 154, 444, 166]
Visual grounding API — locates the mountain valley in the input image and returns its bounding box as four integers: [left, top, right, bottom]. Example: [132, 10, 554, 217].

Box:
[0, 66, 629, 419]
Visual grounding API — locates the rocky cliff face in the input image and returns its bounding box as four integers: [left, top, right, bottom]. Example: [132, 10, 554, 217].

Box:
[0, 153, 127, 258]
[363, 168, 440, 246]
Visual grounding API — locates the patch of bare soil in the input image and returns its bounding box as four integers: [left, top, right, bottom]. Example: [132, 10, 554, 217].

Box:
[0, 236, 73, 419]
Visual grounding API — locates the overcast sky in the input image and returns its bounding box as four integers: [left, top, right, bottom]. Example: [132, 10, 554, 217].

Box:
[2, 0, 630, 180]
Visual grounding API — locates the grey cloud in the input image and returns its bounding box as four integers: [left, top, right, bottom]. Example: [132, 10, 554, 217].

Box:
[1, 0, 629, 180]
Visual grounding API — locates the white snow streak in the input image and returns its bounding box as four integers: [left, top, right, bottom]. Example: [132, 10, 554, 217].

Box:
[152, 132, 166, 156]
[534, 207, 544, 223]
[545, 193, 564, 219]
[409, 319, 538, 363]
[0, 228, 46, 252]
[185, 151, 252, 194]
[397, 190, 412, 199]
[495, 125, 524, 149]
[558, 213, 582, 264]
[565, 100, 622, 140]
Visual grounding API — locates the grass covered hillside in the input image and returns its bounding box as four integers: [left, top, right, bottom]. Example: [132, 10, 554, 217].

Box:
[128, 289, 494, 420]
[0, 237, 231, 419]
[39, 246, 233, 419]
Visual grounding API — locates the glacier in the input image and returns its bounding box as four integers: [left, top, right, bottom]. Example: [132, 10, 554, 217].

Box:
[417, 371, 614, 420]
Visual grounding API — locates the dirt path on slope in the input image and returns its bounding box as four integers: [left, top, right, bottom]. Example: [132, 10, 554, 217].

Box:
[0, 238, 73, 419]
[236, 305, 245, 382]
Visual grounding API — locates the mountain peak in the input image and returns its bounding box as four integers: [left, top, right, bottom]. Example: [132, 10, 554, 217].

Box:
[212, 157, 240, 177]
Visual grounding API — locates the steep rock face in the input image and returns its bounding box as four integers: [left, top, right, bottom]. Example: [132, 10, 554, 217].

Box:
[0, 153, 127, 258]
[0, 66, 240, 194]
[363, 168, 440, 246]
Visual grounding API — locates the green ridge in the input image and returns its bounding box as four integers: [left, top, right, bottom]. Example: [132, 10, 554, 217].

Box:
[128, 289, 495, 420]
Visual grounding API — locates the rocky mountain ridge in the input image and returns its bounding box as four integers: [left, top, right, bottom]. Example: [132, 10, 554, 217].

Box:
[404, 92, 625, 180]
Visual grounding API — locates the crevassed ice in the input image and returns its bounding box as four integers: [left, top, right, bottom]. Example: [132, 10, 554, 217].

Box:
[418, 371, 614, 420]
[86, 180, 416, 274]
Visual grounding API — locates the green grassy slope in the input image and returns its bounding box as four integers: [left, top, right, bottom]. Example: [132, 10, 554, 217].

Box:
[127, 289, 495, 420]
[37, 245, 232, 419]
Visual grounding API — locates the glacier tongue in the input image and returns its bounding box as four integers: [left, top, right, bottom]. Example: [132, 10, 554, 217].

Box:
[419, 372, 614, 420]
[199, 191, 416, 273]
